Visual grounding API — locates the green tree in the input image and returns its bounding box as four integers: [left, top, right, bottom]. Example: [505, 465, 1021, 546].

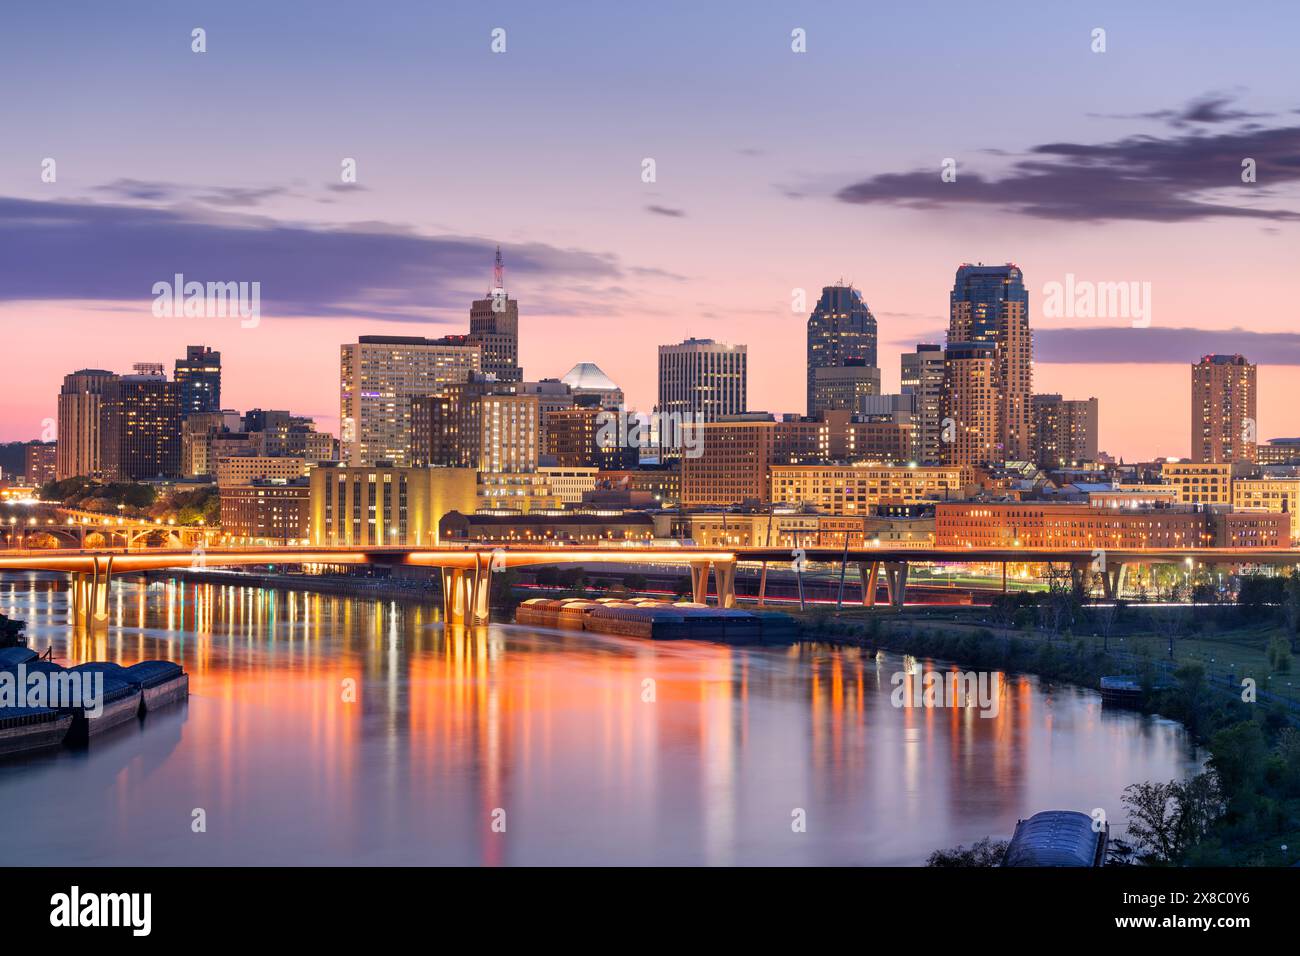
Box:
[926, 837, 1008, 867]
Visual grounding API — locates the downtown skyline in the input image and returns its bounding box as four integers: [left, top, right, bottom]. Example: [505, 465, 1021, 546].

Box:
[2, 1, 1299, 459]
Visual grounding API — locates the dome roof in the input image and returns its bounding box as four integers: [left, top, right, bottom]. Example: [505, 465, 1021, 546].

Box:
[561, 363, 619, 392]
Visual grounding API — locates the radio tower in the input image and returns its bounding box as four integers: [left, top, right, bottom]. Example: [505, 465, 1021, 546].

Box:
[492, 245, 505, 294]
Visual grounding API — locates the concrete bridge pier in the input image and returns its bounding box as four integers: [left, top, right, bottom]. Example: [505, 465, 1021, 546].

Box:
[69, 555, 113, 628]
[859, 561, 881, 607]
[883, 561, 909, 608]
[1102, 562, 1128, 600]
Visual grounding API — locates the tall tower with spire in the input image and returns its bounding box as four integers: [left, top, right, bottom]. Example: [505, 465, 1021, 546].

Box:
[468, 245, 522, 382]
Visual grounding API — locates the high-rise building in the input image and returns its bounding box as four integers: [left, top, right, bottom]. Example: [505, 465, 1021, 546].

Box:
[174, 345, 222, 416]
[559, 363, 624, 408]
[810, 360, 881, 415]
[941, 342, 999, 466]
[901, 344, 945, 464]
[410, 375, 538, 474]
[1192, 354, 1257, 464]
[56, 368, 118, 480]
[806, 284, 878, 416]
[99, 373, 183, 480]
[181, 411, 231, 477]
[944, 264, 1032, 464]
[657, 338, 746, 426]
[340, 334, 481, 467]
[1032, 394, 1099, 467]
[467, 247, 522, 382]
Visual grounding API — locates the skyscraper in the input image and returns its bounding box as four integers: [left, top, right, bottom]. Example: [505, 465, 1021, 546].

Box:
[944, 263, 1032, 464]
[657, 338, 747, 422]
[99, 372, 183, 480]
[467, 247, 522, 382]
[340, 334, 481, 466]
[411, 374, 538, 474]
[56, 368, 118, 480]
[806, 284, 878, 417]
[174, 345, 222, 415]
[901, 344, 945, 464]
[1192, 354, 1257, 464]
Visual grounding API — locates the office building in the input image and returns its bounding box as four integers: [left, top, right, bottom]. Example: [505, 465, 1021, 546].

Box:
[467, 247, 522, 382]
[769, 464, 971, 514]
[174, 345, 222, 416]
[806, 284, 878, 416]
[56, 368, 118, 480]
[657, 338, 747, 423]
[23, 443, 57, 486]
[99, 373, 183, 480]
[340, 334, 481, 467]
[309, 463, 478, 547]
[810, 361, 881, 415]
[219, 479, 311, 544]
[410, 375, 539, 474]
[559, 363, 624, 408]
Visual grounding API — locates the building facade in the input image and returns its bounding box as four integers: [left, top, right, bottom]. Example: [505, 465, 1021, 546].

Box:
[806, 284, 878, 417]
[309, 464, 478, 546]
[944, 263, 1033, 464]
[467, 248, 522, 382]
[219, 480, 310, 544]
[174, 345, 222, 416]
[1192, 354, 1257, 464]
[901, 344, 945, 464]
[769, 464, 970, 514]
[340, 335, 481, 467]
[99, 374, 183, 480]
[657, 338, 747, 427]
[56, 368, 118, 480]
[1033, 394, 1100, 467]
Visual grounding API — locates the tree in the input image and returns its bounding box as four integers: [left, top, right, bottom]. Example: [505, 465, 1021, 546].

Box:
[1208, 721, 1269, 815]
[1154, 606, 1190, 660]
[1122, 772, 1225, 865]
[926, 837, 1008, 867]
[1092, 600, 1122, 653]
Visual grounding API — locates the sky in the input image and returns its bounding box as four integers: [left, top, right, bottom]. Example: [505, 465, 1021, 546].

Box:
[1, 0, 1298, 459]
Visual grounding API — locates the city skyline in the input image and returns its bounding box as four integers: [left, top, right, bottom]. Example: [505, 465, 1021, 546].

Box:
[2, 2, 1299, 459]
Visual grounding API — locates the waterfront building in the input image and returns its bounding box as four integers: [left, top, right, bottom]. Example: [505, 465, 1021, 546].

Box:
[935, 501, 1286, 549]
[537, 465, 599, 504]
[678, 511, 935, 549]
[219, 479, 311, 544]
[99, 373, 183, 480]
[806, 284, 878, 417]
[439, 509, 658, 545]
[308, 463, 478, 547]
[340, 334, 481, 467]
[769, 464, 971, 515]
[215, 455, 311, 488]
[55, 368, 118, 480]
[1192, 354, 1257, 464]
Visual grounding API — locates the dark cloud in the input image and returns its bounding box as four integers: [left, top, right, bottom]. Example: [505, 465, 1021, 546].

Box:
[645, 204, 686, 218]
[0, 195, 620, 321]
[1093, 93, 1275, 127]
[95, 179, 290, 207]
[1036, 326, 1300, 365]
[890, 326, 1300, 365]
[836, 97, 1300, 223]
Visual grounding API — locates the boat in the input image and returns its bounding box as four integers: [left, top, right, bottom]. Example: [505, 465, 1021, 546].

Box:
[0, 705, 73, 757]
[63, 663, 143, 744]
[124, 661, 189, 713]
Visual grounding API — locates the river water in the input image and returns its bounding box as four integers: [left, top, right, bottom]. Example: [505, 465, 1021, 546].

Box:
[0, 574, 1201, 865]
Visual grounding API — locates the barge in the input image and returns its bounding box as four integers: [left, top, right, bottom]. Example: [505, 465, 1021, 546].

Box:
[516, 598, 795, 645]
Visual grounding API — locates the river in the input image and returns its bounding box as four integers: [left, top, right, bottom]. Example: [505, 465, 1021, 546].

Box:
[0, 573, 1202, 865]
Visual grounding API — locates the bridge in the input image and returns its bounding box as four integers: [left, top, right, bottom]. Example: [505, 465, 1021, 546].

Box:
[2, 506, 213, 550]
[0, 544, 1297, 626]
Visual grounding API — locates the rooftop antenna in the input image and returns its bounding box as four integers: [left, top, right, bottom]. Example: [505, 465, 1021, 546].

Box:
[493, 245, 505, 294]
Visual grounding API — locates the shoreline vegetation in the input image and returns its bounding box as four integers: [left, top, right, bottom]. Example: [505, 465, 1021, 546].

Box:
[124, 566, 1300, 865]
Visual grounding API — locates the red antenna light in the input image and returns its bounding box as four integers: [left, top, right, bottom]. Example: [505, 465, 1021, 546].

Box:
[493, 245, 504, 292]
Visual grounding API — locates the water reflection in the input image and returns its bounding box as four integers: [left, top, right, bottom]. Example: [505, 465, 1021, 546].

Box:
[0, 573, 1201, 865]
